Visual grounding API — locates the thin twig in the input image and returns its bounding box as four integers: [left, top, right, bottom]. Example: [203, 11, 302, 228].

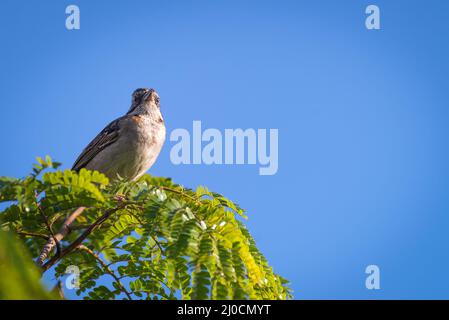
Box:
[36, 190, 62, 261]
[125, 208, 165, 255]
[16, 231, 49, 240]
[77, 244, 132, 300]
[159, 186, 202, 205]
[52, 280, 65, 299]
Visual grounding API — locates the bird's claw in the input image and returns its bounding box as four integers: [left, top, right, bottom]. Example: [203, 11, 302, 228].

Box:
[114, 194, 127, 202]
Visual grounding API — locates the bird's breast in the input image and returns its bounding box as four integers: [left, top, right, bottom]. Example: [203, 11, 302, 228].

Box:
[130, 116, 165, 147]
[120, 115, 165, 180]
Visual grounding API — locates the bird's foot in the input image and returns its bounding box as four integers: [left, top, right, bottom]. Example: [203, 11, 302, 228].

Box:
[113, 193, 127, 202]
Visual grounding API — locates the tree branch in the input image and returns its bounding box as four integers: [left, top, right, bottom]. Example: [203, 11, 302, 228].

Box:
[36, 206, 86, 266]
[52, 280, 65, 299]
[41, 203, 126, 272]
[69, 222, 112, 231]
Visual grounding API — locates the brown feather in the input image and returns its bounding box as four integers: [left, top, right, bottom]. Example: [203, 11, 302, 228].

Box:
[72, 116, 124, 171]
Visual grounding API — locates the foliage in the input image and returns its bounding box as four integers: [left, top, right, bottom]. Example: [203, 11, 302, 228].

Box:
[0, 156, 292, 300]
[0, 229, 57, 299]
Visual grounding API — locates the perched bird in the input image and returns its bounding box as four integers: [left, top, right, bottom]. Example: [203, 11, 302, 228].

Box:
[72, 88, 166, 181]
[37, 88, 165, 267]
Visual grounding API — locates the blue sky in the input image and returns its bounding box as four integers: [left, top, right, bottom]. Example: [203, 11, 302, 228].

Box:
[1, 0, 449, 299]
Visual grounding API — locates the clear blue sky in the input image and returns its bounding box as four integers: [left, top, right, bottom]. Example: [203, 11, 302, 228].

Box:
[1, 0, 449, 299]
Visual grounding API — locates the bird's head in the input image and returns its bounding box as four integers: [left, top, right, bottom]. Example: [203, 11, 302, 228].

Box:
[128, 88, 161, 115]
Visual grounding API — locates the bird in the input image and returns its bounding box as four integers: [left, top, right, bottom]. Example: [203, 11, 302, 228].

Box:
[37, 88, 165, 267]
[72, 88, 166, 181]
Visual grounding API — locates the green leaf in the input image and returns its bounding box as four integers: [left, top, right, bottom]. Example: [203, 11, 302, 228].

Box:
[0, 230, 57, 299]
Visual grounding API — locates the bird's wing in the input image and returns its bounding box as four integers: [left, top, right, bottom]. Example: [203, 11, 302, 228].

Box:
[72, 116, 124, 171]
